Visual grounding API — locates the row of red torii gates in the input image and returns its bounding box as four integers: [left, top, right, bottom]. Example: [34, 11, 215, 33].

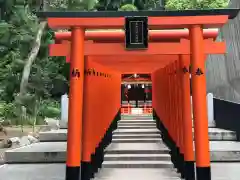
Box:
[37, 9, 239, 180]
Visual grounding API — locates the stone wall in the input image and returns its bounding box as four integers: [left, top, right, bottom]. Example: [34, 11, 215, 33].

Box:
[206, 0, 240, 102]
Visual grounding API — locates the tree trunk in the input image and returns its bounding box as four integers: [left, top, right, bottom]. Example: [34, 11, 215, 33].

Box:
[19, 21, 47, 97]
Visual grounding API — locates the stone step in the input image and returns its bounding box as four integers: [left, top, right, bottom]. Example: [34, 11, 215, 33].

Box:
[102, 161, 174, 168]
[113, 134, 235, 142]
[112, 134, 161, 139]
[113, 129, 160, 134]
[59, 121, 67, 129]
[39, 129, 67, 142]
[104, 154, 171, 161]
[205, 141, 240, 162]
[118, 122, 156, 126]
[121, 114, 153, 120]
[118, 120, 155, 123]
[112, 138, 162, 143]
[94, 168, 180, 180]
[117, 126, 156, 129]
[5, 142, 66, 163]
[193, 128, 237, 141]
[105, 143, 169, 154]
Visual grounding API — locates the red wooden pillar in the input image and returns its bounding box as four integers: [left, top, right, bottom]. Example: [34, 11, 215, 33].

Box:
[176, 59, 185, 177]
[166, 66, 173, 141]
[172, 61, 181, 173]
[164, 67, 170, 134]
[169, 62, 178, 169]
[190, 25, 211, 180]
[66, 27, 85, 180]
[180, 55, 195, 180]
[162, 68, 167, 125]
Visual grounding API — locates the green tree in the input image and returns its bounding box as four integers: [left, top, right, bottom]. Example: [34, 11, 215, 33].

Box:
[165, 0, 229, 10]
[119, 3, 138, 10]
[144, 0, 161, 10]
[0, 0, 103, 126]
[96, 0, 159, 10]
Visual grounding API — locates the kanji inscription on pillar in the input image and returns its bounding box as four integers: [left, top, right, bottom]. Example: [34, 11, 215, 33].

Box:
[71, 68, 80, 78]
[195, 68, 204, 76]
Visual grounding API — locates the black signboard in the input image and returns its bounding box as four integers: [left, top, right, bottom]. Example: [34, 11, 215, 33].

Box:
[125, 16, 148, 50]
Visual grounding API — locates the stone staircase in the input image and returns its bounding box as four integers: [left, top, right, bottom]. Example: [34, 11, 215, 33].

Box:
[92, 117, 181, 179]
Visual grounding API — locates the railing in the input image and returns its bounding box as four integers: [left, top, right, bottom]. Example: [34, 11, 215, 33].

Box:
[121, 105, 153, 115]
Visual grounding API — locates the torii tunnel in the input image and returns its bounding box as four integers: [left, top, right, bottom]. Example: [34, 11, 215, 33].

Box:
[37, 9, 239, 180]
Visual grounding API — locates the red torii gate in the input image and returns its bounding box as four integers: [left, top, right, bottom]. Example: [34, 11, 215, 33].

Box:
[50, 38, 225, 73]
[37, 9, 239, 180]
[54, 28, 219, 41]
[50, 29, 224, 179]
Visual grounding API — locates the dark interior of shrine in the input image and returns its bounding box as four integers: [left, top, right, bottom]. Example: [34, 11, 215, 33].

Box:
[121, 74, 152, 105]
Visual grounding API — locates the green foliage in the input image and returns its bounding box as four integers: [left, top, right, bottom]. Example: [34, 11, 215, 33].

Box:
[97, 0, 154, 10]
[165, 0, 193, 10]
[38, 99, 61, 118]
[0, 99, 60, 125]
[48, 0, 69, 11]
[119, 3, 138, 11]
[165, 0, 229, 10]
[0, 1, 66, 124]
[144, 0, 161, 10]
[0, 102, 17, 119]
[201, 0, 229, 9]
[68, 0, 99, 11]
[40, 106, 61, 118]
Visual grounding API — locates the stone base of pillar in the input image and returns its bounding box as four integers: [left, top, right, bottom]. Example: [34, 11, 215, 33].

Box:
[65, 165, 81, 180]
[81, 162, 93, 180]
[196, 166, 211, 180]
[184, 161, 195, 180]
[178, 153, 185, 178]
